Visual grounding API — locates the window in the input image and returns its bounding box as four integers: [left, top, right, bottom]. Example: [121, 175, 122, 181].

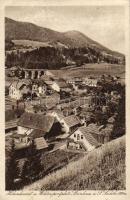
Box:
[74, 134, 76, 137]
[81, 135, 84, 139]
[77, 134, 80, 140]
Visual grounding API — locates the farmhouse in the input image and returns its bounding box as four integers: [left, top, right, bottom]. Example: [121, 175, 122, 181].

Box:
[9, 80, 30, 100]
[68, 126, 100, 151]
[17, 112, 54, 135]
[60, 115, 81, 133]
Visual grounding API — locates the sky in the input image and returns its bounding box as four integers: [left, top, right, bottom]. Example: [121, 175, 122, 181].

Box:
[5, 6, 125, 53]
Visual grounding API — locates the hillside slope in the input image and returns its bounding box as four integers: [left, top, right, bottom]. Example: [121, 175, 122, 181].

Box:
[5, 17, 123, 58]
[24, 136, 126, 190]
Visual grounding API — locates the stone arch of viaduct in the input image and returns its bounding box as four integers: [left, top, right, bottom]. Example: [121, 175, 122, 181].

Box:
[22, 69, 45, 79]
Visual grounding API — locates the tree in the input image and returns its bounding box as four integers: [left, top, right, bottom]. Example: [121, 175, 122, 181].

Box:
[5, 137, 18, 190]
[21, 145, 43, 183]
[112, 86, 125, 139]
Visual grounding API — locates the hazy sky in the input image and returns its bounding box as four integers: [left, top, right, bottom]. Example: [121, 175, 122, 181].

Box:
[5, 6, 125, 53]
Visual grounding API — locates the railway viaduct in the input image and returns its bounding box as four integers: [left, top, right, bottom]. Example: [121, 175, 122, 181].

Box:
[21, 69, 45, 79]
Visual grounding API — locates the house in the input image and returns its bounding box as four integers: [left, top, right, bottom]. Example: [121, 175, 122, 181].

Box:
[12, 129, 48, 151]
[62, 107, 74, 117]
[41, 74, 51, 81]
[32, 82, 47, 96]
[38, 84, 47, 96]
[9, 80, 30, 100]
[83, 78, 98, 87]
[44, 70, 55, 77]
[47, 80, 71, 93]
[49, 110, 64, 123]
[17, 112, 54, 136]
[50, 92, 60, 104]
[84, 123, 112, 144]
[12, 133, 32, 150]
[67, 126, 100, 152]
[49, 81, 61, 92]
[29, 129, 48, 150]
[57, 81, 71, 92]
[15, 112, 55, 151]
[25, 103, 47, 114]
[66, 77, 83, 84]
[32, 82, 39, 93]
[60, 115, 81, 133]
[44, 80, 53, 87]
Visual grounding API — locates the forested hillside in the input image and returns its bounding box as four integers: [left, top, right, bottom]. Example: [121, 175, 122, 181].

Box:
[5, 17, 125, 69]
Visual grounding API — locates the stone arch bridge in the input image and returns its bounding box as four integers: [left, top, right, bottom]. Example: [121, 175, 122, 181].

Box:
[20, 69, 46, 79]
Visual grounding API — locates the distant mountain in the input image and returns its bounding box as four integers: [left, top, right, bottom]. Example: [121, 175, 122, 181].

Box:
[5, 17, 123, 57]
[5, 17, 125, 69]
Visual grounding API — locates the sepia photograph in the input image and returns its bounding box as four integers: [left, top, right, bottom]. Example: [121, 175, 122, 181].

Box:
[3, 2, 127, 193]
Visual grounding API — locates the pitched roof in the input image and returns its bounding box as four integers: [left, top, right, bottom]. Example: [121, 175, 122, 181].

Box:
[54, 110, 64, 119]
[41, 75, 51, 81]
[12, 133, 26, 139]
[56, 81, 68, 88]
[44, 80, 53, 85]
[18, 112, 54, 132]
[78, 126, 100, 147]
[29, 129, 44, 138]
[86, 123, 100, 135]
[34, 137, 48, 150]
[10, 80, 29, 90]
[63, 115, 81, 128]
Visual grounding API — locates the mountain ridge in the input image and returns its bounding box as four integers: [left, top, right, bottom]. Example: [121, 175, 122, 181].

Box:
[5, 17, 124, 57]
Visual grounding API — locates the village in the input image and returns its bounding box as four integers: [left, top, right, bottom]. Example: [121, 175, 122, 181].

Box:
[3, 4, 127, 191]
[5, 65, 125, 187]
[5, 66, 125, 148]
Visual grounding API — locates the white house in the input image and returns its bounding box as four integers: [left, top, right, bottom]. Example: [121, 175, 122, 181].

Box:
[32, 83, 39, 92]
[83, 78, 98, 87]
[68, 126, 100, 152]
[9, 81, 30, 100]
[49, 80, 70, 93]
[51, 82, 60, 92]
[38, 85, 47, 95]
[12, 130, 48, 151]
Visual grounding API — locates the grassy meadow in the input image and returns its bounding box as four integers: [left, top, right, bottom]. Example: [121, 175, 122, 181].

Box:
[23, 136, 125, 191]
[49, 63, 125, 79]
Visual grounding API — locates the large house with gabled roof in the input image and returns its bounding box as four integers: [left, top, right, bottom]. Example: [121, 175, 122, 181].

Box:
[67, 126, 101, 152]
[17, 112, 54, 135]
[9, 80, 31, 100]
[14, 112, 55, 151]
